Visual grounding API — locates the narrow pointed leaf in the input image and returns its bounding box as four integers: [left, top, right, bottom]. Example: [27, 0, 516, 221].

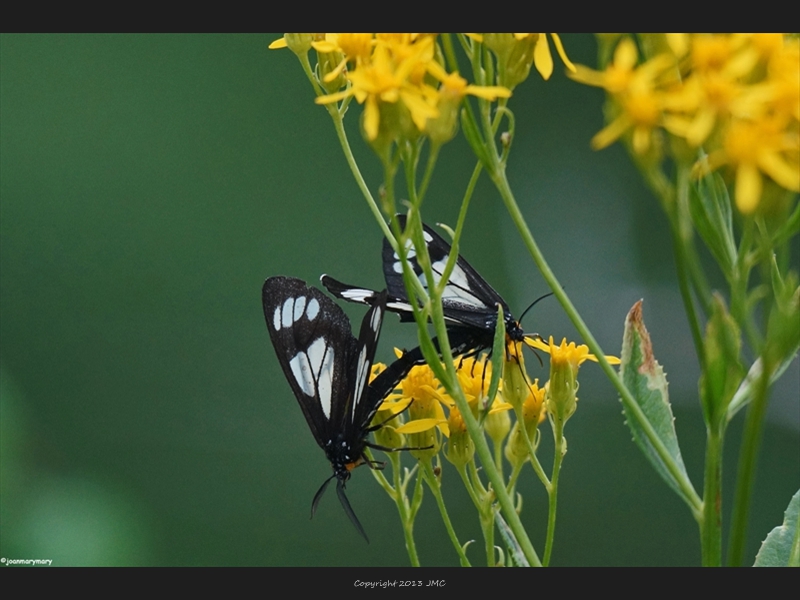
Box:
[486, 304, 505, 410]
[620, 301, 690, 501]
[495, 512, 530, 567]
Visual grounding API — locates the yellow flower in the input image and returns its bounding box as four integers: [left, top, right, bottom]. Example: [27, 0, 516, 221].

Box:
[316, 35, 440, 141]
[484, 33, 575, 88]
[520, 378, 547, 428]
[762, 37, 800, 123]
[268, 34, 316, 55]
[504, 378, 547, 465]
[570, 38, 674, 154]
[699, 117, 799, 214]
[311, 33, 374, 83]
[528, 336, 621, 367]
[449, 356, 513, 415]
[387, 361, 447, 459]
[425, 61, 512, 144]
[570, 37, 641, 95]
[528, 337, 619, 424]
[660, 35, 762, 147]
[518, 33, 576, 81]
[388, 352, 514, 443]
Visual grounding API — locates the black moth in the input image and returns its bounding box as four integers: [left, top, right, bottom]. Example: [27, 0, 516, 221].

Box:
[322, 215, 538, 361]
[262, 276, 419, 543]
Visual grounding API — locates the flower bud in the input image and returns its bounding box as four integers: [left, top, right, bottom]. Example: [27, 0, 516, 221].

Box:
[504, 380, 546, 466]
[445, 407, 474, 468]
[484, 404, 511, 448]
[283, 34, 314, 56]
[547, 352, 578, 426]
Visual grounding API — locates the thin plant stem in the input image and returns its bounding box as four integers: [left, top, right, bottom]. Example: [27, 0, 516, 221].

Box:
[328, 114, 395, 245]
[727, 353, 772, 566]
[370, 451, 421, 567]
[507, 461, 524, 494]
[513, 406, 551, 491]
[543, 418, 565, 566]
[701, 425, 723, 566]
[421, 460, 472, 566]
[463, 461, 496, 566]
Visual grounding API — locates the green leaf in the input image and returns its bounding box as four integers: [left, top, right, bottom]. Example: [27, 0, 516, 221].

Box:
[766, 259, 800, 367]
[700, 294, 744, 428]
[689, 168, 737, 277]
[754, 489, 800, 567]
[494, 512, 530, 567]
[620, 301, 690, 501]
[460, 107, 488, 166]
[485, 304, 505, 412]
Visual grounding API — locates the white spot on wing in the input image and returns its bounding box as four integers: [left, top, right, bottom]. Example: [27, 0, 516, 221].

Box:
[387, 301, 414, 312]
[317, 343, 334, 419]
[273, 306, 282, 331]
[353, 347, 368, 420]
[290, 336, 335, 420]
[289, 352, 315, 397]
[393, 238, 416, 260]
[393, 261, 403, 274]
[306, 298, 319, 321]
[433, 259, 486, 307]
[293, 296, 306, 322]
[306, 337, 326, 377]
[281, 298, 294, 329]
[423, 231, 433, 242]
[342, 289, 374, 303]
[370, 307, 382, 333]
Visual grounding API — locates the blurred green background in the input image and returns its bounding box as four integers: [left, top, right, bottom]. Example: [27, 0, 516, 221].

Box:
[1, 34, 797, 566]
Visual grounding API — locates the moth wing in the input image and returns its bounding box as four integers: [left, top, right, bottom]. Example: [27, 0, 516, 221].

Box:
[262, 276, 356, 447]
[382, 215, 510, 329]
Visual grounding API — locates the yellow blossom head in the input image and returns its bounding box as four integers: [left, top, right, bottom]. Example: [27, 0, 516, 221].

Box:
[502, 340, 531, 410]
[391, 362, 445, 459]
[528, 336, 619, 424]
[504, 379, 546, 466]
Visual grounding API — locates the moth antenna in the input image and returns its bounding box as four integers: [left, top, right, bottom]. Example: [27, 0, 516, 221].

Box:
[336, 478, 369, 544]
[311, 474, 336, 519]
[518, 291, 555, 326]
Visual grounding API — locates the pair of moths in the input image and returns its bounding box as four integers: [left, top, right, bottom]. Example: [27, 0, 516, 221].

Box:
[263, 216, 538, 541]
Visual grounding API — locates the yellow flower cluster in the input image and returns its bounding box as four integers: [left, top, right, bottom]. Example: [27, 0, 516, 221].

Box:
[271, 34, 511, 144]
[370, 337, 612, 465]
[571, 34, 799, 214]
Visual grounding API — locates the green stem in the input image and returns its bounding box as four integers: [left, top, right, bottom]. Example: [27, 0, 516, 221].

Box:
[671, 170, 708, 368]
[327, 105, 396, 247]
[513, 406, 551, 490]
[464, 462, 496, 566]
[298, 47, 399, 249]
[701, 425, 723, 566]
[429, 291, 541, 565]
[374, 452, 421, 567]
[390, 143, 540, 566]
[421, 460, 471, 566]
[507, 462, 524, 494]
[727, 353, 772, 566]
[543, 418, 565, 566]
[387, 454, 420, 567]
[670, 221, 707, 364]
[417, 144, 440, 206]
